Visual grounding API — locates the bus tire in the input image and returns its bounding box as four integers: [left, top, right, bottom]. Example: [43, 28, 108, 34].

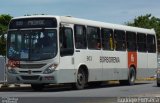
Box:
[31, 84, 44, 91]
[73, 69, 87, 90]
[120, 67, 136, 85]
[128, 67, 136, 85]
[157, 81, 160, 87]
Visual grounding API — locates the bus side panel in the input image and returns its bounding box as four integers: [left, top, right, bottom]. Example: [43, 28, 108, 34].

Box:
[87, 50, 102, 82]
[102, 51, 115, 80]
[137, 53, 148, 78]
[74, 50, 87, 70]
[74, 49, 88, 81]
[147, 53, 157, 77]
[102, 51, 128, 81]
[114, 51, 128, 80]
[57, 56, 76, 83]
[56, 69, 76, 83]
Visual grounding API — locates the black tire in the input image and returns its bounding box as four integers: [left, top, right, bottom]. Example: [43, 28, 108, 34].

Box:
[120, 67, 136, 86]
[157, 81, 160, 87]
[31, 84, 44, 91]
[73, 69, 87, 90]
[128, 67, 136, 85]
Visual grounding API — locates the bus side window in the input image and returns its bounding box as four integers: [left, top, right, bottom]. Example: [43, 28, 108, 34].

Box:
[87, 26, 101, 50]
[60, 27, 74, 56]
[101, 28, 114, 50]
[74, 25, 87, 49]
[126, 31, 136, 52]
[137, 33, 146, 52]
[147, 34, 156, 53]
[114, 30, 126, 51]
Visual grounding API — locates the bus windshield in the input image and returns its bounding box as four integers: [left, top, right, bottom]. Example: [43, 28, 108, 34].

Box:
[7, 29, 57, 61]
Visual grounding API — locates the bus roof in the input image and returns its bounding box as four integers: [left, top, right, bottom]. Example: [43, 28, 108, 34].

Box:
[12, 15, 156, 35]
[60, 16, 155, 35]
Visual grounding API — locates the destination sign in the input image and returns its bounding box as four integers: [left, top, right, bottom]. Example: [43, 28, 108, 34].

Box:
[9, 18, 57, 29]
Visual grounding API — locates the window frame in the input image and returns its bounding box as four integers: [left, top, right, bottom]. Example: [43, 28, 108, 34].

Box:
[60, 27, 74, 56]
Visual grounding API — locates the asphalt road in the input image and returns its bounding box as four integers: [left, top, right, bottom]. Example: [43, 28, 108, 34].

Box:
[0, 81, 160, 103]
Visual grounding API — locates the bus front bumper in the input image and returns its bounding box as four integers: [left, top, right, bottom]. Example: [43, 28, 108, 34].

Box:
[7, 72, 58, 84]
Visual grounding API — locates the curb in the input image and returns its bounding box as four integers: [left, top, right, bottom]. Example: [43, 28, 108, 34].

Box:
[136, 77, 156, 81]
[0, 84, 31, 91]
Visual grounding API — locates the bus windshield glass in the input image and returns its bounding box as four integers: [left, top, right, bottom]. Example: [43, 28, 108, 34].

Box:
[7, 29, 57, 61]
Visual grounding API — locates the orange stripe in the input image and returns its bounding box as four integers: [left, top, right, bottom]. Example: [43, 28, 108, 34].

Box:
[128, 52, 137, 69]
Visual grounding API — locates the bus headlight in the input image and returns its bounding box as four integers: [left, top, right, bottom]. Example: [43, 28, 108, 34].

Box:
[43, 64, 58, 74]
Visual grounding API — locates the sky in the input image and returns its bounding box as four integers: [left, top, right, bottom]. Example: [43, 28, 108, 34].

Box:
[0, 0, 160, 24]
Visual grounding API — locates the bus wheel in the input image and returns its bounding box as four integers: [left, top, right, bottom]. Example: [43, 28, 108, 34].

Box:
[120, 67, 136, 85]
[73, 69, 86, 90]
[157, 81, 160, 87]
[128, 67, 136, 85]
[31, 84, 44, 91]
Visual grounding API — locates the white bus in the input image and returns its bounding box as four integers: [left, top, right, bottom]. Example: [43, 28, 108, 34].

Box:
[6, 15, 157, 90]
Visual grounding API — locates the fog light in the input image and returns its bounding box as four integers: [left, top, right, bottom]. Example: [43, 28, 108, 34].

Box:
[44, 76, 54, 80]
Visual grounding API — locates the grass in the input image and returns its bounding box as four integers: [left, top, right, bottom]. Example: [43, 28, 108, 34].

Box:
[107, 77, 156, 84]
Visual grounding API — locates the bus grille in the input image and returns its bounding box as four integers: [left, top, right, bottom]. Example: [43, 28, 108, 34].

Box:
[18, 64, 46, 69]
[19, 71, 42, 74]
[21, 76, 40, 80]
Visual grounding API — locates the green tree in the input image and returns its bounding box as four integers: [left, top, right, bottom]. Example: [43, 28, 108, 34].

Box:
[0, 14, 12, 56]
[126, 14, 160, 39]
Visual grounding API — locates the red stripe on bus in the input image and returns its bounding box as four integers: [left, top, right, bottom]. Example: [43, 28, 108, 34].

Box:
[128, 52, 137, 69]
